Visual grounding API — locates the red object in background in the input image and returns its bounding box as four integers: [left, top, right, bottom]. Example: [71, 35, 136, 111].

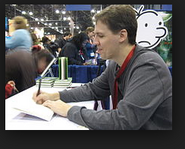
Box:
[32, 45, 42, 52]
[164, 42, 172, 45]
[5, 84, 14, 99]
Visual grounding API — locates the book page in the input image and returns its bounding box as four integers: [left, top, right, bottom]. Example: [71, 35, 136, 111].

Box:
[13, 97, 54, 121]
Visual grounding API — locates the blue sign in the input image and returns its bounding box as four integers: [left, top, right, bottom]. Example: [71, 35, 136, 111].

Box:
[66, 5, 91, 11]
[5, 17, 8, 31]
[162, 5, 172, 11]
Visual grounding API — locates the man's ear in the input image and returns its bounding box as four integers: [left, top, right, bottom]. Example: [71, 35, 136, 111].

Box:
[119, 29, 127, 43]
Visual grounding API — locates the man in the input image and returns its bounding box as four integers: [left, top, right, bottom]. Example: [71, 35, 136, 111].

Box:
[5, 16, 32, 51]
[6, 49, 54, 92]
[33, 5, 172, 130]
[55, 32, 72, 53]
[58, 32, 89, 65]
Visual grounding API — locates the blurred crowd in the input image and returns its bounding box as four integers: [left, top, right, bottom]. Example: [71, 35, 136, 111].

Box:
[5, 15, 100, 99]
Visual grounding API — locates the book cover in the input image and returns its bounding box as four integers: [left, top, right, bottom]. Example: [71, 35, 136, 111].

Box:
[58, 57, 68, 80]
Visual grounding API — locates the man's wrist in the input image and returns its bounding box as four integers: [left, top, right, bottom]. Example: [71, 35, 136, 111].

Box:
[51, 92, 60, 101]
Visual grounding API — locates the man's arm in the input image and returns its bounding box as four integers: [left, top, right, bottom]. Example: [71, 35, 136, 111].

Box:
[66, 57, 169, 130]
[59, 65, 111, 103]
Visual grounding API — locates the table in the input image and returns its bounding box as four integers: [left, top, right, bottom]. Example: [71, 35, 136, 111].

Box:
[51, 64, 104, 83]
[5, 84, 94, 130]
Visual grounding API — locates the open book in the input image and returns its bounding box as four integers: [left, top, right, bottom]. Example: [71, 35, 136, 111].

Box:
[13, 97, 54, 121]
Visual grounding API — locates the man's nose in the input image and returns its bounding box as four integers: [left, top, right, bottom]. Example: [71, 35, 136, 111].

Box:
[93, 36, 99, 45]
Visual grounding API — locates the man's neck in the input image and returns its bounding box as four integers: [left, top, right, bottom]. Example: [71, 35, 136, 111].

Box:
[116, 44, 135, 66]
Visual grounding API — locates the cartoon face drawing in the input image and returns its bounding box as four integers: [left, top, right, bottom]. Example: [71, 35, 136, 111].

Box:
[135, 5, 168, 49]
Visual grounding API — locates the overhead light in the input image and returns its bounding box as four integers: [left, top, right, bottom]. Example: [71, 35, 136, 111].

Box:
[22, 11, 26, 15]
[55, 10, 60, 14]
[62, 10, 66, 14]
[67, 17, 71, 20]
[91, 9, 95, 13]
[29, 12, 33, 15]
[63, 17, 67, 21]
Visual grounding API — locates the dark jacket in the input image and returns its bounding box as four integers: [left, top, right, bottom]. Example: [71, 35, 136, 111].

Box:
[59, 42, 85, 65]
[59, 44, 172, 130]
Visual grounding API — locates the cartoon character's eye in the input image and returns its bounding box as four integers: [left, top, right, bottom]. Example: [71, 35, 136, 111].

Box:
[159, 22, 162, 25]
[145, 23, 148, 27]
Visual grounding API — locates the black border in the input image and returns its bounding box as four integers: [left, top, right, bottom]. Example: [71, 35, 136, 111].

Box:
[3, 1, 184, 149]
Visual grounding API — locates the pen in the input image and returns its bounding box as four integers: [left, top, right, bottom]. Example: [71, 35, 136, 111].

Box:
[36, 79, 42, 96]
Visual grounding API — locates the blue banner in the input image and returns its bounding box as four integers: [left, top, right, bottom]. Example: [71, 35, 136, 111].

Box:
[162, 5, 172, 11]
[66, 5, 91, 11]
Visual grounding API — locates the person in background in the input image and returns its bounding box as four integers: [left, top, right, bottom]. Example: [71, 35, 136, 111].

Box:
[59, 32, 89, 65]
[33, 5, 172, 130]
[5, 81, 18, 99]
[5, 16, 32, 51]
[6, 48, 54, 92]
[55, 32, 72, 53]
[30, 29, 41, 46]
[85, 27, 97, 59]
[41, 36, 59, 57]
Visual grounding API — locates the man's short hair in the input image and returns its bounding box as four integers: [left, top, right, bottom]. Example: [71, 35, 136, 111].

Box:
[34, 49, 54, 65]
[95, 5, 137, 45]
[63, 32, 72, 37]
[13, 16, 27, 30]
[86, 27, 94, 34]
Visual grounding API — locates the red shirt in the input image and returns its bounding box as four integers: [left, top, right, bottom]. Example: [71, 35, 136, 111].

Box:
[5, 84, 14, 99]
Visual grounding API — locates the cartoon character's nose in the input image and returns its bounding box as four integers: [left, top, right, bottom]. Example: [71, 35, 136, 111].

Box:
[156, 27, 167, 38]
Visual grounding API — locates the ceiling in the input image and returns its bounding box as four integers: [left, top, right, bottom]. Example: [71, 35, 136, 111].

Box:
[5, 4, 110, 35]
[5, 4, 164, 36]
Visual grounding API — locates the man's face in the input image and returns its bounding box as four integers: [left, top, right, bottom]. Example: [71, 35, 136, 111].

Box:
[88, 31, 95, 39]
[65, 35, 71, 40]
[94, 20, 120, 60]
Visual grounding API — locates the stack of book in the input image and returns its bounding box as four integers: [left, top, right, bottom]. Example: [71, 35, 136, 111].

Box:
[36, 77, 72, 88]
[53, 77, 72, 88]
[36, 77, 57, 88]
[36, 57, 72, 88]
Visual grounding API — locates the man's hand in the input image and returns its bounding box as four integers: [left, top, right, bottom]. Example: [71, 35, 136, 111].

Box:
[32, 91, 60, 104]
[43, 100, 72, 117]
